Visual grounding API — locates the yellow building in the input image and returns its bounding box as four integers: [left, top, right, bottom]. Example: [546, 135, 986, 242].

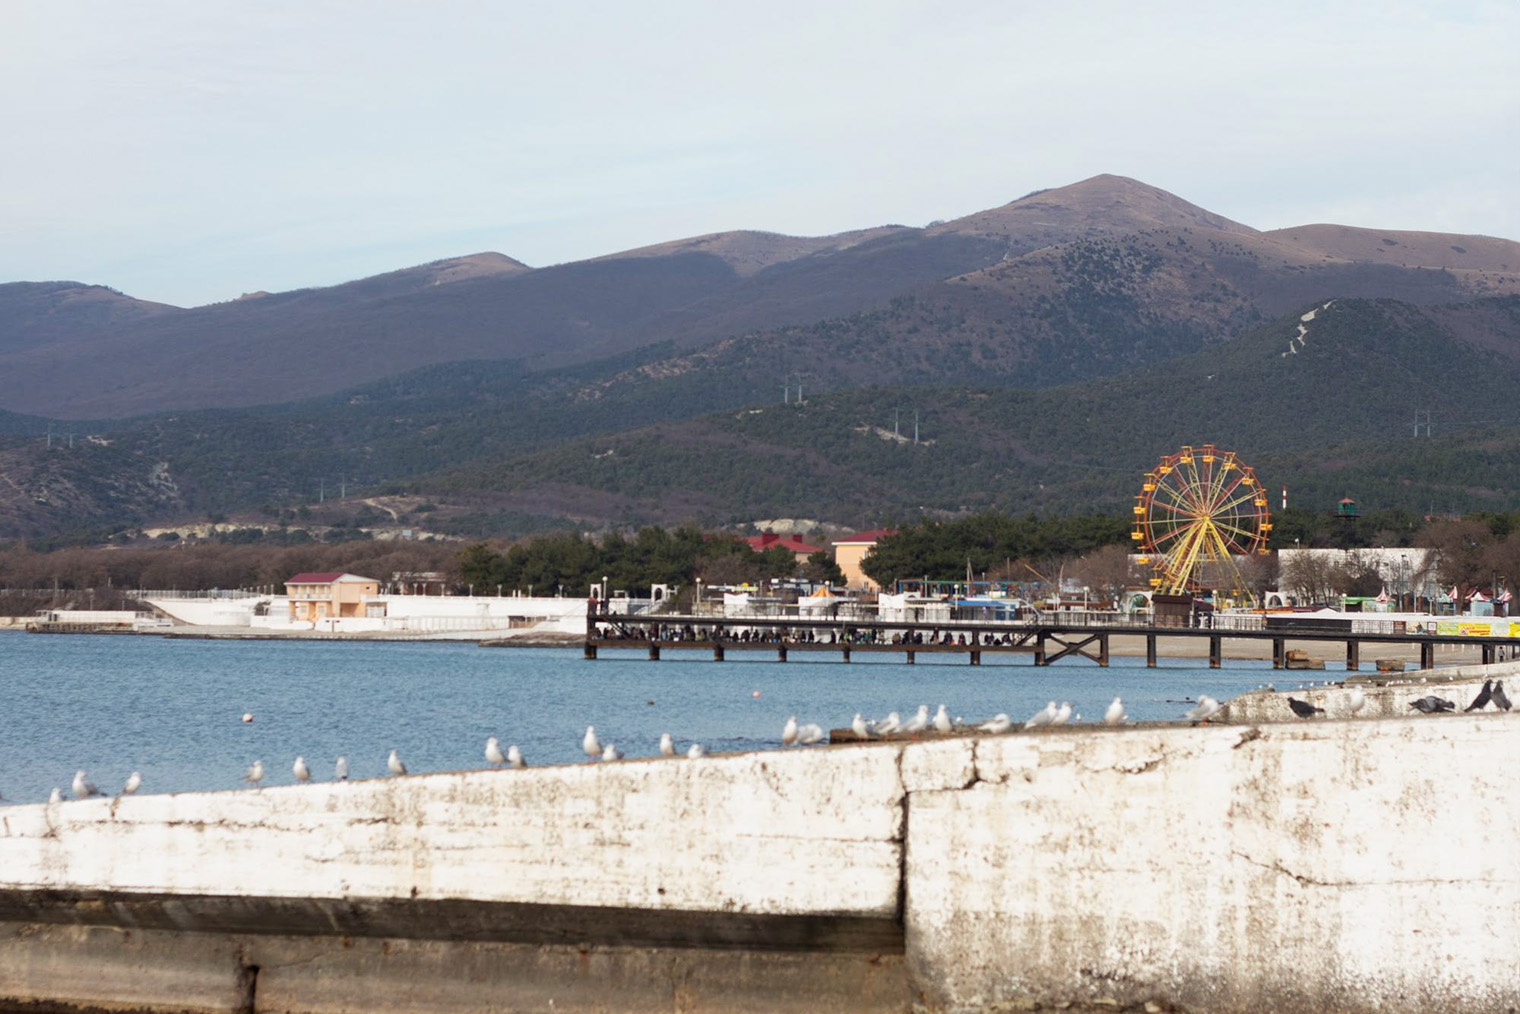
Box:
[832, 529, 896, 591]
[285, 572, 381, 622]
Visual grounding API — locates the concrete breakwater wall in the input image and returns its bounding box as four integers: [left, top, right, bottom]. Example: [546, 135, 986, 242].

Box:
[2, 696, 1518, 1013]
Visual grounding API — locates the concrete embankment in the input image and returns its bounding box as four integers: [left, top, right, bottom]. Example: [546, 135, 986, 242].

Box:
[1, 680, 1517, 1013]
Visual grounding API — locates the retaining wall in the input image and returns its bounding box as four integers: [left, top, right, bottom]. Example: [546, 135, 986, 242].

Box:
[2, 712, 1517, 1012]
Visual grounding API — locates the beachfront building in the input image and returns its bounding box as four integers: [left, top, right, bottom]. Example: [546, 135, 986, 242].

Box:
[284, 572, 381, 622]
[743, 533, 823, 562]
[833, 529, 896, 591]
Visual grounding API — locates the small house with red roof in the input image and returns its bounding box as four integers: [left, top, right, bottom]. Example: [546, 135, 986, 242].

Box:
[833, 529, 897, 590]
[284, 572, 380, 622]
[743, 532, 824, 562]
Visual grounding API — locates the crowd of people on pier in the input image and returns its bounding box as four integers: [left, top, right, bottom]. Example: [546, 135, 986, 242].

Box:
[590, 623, 1029, 647]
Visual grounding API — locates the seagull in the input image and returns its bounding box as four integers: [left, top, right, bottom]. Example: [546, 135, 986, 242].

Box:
[933, 704, 953, 734]
[1184, 696, 1221, 723]
[1051, 702, 1072, 726]
[292, 757, 311, 782]
[601, 743, 623, 761]
[1348, 687, 1366, 715]
[876, 711, 901, 735]
[851, 713, 875, 738]
[72, 770, 104, 798]
[122, 771, 142, 795]
[582, 726, 602, 761]
[978, 713, 1012, 733]
[334, 756, 349, 780]
[782, 716, 799, 746]
[485, 737, 506, 766]
[243, 761, 265, 787]
[686, 743, 706, 759]
[659, 732, 676, 756]
[1287, 697, 1324, 719]
[387, 749, 407, 776]
[1465, 680, 1494, 712]
[796, 723, 825, 745]
[507, 744, 525, 768]
[1493, 681, 1513, 711]
[49, 787, 63, 804]
[1409, 696, 1456, 714]
[1025, 701, 1058, 729]
[903, 705, 931, 733]
[1103, 697, 1127, 725]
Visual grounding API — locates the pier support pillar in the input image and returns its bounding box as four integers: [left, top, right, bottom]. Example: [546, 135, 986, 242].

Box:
[1208, 636, 1221, 669]
[969, 651, 981, 666]
[842, 646, 851, 664]
[1420, 642, 1434, 670]
[1145, 634, 1157, 668]
[584, 642, 597, 660]
[1098, 634, 1109, 668]
[778, 645, 788, 663]
[1272, 638, 1284, 669]
[1346, 640, 1360, 671]
[648, 643, 660, 661]
[906, 651, 916, 665]
[713, 644, 724, 662]
[1482, 642, 1496, 665]
[1033, 638, 1046, 667]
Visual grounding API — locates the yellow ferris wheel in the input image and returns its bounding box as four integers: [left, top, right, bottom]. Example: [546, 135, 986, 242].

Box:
[1132, 444, 1272, 602]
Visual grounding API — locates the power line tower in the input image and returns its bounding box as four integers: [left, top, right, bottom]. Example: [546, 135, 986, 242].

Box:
[1413, 409, 1432, 437]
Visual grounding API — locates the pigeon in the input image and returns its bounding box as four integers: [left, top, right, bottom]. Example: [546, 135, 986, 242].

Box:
[903, 705, 931, 733]
[796, 722, 826, 745]
[1103, 697, 1127, 726]
[1052, 702, 1072, 726]
[686, 743, 706, 759]
[1465, 680, 1494, 712]
[1287, 697, 1324, 719]
[387, 749, 407, 776]
[601, 743, 623, 761]
[1408, 696, 1457, 714]
[1184, 696, 1221, 722]
[1493, 680, 1513, 711]
[851, 713, 874, 738]
[933, 704, 953, 734]
[485, 737, 506, 766]
[506, 744, 525, 768]
[334, 756, 349, 780]
[242, 761, 264, 787]
[72, 770, 104, 799]
[782, 716, 799, 746]
[582, 726, 602, 760]
[875, 712, 901, 735]
[1025, 702, 1058, 729]
[49, 787, 62, 804]
[1347, 687, 1366, 715]
[292, 757, 311, 782]
[122, 771, 142, 795]
[659, 732, 676, 756]
[978, 713, 1012, 733]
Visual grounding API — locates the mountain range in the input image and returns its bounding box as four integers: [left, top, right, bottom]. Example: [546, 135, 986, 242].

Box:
[2, 174, 1519, 541]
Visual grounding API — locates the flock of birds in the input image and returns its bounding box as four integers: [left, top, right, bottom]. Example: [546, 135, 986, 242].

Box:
[16, 681, 1513, 805]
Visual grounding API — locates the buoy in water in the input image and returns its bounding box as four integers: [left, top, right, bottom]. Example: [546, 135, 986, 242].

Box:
[241, 713, 254, 723]
[752, 691, 761, 699]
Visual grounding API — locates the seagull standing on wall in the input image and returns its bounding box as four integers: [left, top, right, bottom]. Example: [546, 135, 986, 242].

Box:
[507, 744, 526, 768]
[876, 712, 901, 735]
[686, 743, 706, 759]
[72, 770, 105, 798]
[485, 737, 506, 767]
[122, 772, 142, 795]
[1348, 687, 1366, 715]
[852, 713, 875, 738]
[1051, 703, 1072, 726]
[582, 726, 602, 761]
[782, 716, 799, 746]
[243, 761, 265, 787]
[903, 705, 930, 733]
[1025, 702, 1058, 729]
[978, 714, 1012, 733]
[387, 750, 407, 776]
[292, 757, 311, 783]
[796, 723, 825, 745]
[1103, 698, 1127, 726]
[1184, 696, 1221, 723]
[933, 705, 953, 733]
[659, 733, 676, 757]
[334, 756, 349, 780]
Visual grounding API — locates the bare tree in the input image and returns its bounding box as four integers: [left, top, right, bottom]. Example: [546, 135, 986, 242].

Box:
[1417, 519, 1491, 603]
[1070, 545, 1135, 611]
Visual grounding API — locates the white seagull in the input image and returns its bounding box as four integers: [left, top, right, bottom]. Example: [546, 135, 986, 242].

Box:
[933, 704, 953, 734]
[49, 787, 63, 804]
[1103, 697, 1127, 726]
[796, 723, 826, 745]
[72, 770, 104, 798]
[876, 712, 901, 735]
[903, 705, 931, 733]
[387, 750, 407, 776]
[1052, 702, 1072, 726]
[582, 726, 602, 761]
[659, 732, 676, 756]
[686, 743, 706, 759]
[243, 761, 265, 787]
[1184, 696, 1221, 723]
[334, 756, 349, 781]
[122, 771, 142, 795]
[978, 714, 1012, 734]
[601, 743, 623, 761]
[1025, 702, 1058, 729]
[485, 737, 506, 767]
[1348, 687, 1367, 716]
[782, 716, 799, 746]
[852, 713, 874, 738]
[292, 757, 311, 783]
[506, 744, 525, 768]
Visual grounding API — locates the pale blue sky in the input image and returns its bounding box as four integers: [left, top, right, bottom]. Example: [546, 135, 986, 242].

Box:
[2, 0, 1516, 307]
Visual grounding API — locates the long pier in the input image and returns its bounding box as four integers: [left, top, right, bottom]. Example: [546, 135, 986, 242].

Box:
[588, 611, 1520, 670]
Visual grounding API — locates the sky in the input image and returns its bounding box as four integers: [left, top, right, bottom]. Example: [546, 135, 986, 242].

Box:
[2, 0, 1517, 307]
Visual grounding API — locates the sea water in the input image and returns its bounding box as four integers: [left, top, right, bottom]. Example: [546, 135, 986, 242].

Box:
[0, 631, 1289, 804]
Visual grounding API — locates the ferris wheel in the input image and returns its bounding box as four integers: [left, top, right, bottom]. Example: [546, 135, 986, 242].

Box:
[1132, 444, 1272, 601]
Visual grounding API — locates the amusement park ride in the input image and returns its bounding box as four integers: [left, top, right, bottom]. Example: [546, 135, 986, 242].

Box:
[1132, 444, 1272, 605]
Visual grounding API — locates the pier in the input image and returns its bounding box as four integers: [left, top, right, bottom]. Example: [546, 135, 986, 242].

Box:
[587, 610, 1518, 669]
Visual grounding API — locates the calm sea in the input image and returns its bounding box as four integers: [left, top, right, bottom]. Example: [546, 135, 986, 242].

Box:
[0, 631, 1288, 804]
